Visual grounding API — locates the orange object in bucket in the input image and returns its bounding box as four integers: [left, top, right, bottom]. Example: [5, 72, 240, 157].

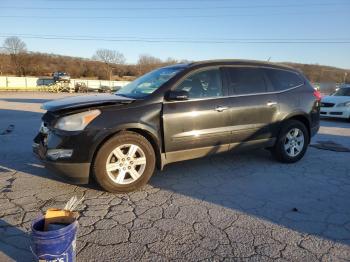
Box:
[44, 208, 78, 231]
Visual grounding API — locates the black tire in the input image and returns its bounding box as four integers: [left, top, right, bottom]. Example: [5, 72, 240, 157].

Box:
[272, 120, 309, 163]
[93, 131, 156, 193]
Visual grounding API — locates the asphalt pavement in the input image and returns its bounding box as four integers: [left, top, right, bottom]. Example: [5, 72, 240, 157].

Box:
[0, 92, 349, 261]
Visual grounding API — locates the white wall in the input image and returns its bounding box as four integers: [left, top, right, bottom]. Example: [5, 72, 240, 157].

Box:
[0, 76, 130, 90]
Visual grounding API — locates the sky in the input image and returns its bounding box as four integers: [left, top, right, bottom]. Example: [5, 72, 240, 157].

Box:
[0, 0, 350, 68]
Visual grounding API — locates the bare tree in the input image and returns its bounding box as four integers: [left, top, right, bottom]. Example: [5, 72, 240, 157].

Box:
[3, 36, 27, 55]
[2, 36, 28, 76]
[163, 57, 179, 65]
[137, 54, 163, 75]
[92, 49, 126, 80]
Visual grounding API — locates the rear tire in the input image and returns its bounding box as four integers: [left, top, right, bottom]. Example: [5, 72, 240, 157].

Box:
[93, 131, 156, 193]
[272, 120, 309, 163]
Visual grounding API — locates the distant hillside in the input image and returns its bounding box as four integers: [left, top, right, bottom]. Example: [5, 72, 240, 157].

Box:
[282, 62, 349, 83]
[0, 52, 349, 83]
[0, 52, 136, 80]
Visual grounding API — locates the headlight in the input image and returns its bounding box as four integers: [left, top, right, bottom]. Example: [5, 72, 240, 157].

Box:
[336, 101, 350, 107]
[55, 110, 101, 131]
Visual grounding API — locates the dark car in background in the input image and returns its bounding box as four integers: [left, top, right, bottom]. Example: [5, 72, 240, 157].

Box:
[33, 60, 320, 192]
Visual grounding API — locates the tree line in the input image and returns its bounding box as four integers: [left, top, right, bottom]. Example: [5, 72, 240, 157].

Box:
[0, 36, 349, 83]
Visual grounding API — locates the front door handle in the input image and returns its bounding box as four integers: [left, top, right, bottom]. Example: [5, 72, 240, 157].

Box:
[215, 106, 229, 112]
[267, 101, 278, 107]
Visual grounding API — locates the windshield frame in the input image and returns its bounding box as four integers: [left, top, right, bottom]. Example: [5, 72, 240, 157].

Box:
[115, 65, 186, 99]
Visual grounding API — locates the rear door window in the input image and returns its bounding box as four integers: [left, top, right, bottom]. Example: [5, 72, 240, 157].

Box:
[265, 68, 304, 91]
[223, 67, 267, 95]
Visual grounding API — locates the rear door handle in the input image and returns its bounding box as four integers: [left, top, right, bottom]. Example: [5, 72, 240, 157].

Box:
[267, 101, 277, 107]
[215, 106, 229, 112]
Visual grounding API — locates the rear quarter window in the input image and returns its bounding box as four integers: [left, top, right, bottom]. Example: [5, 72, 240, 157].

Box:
[265, 69, 304, 91]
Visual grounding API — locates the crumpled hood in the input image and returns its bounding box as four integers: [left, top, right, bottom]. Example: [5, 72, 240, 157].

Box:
[42, 94, 134, 112]
[321, 95, 350, 104]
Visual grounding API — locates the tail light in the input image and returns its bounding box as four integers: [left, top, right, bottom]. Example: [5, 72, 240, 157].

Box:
[313, 90, 322, 101]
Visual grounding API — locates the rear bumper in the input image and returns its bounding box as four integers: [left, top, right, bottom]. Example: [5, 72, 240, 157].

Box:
[33, 142, 90, 184]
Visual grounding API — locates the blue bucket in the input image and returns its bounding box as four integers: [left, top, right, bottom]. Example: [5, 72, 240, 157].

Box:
[31, 216, 78, 262]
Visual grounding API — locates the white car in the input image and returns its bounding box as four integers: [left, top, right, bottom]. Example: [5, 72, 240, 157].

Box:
[320, 85, 350, 120]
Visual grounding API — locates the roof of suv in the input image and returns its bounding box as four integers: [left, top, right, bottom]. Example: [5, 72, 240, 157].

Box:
[185, 59, 298, 72]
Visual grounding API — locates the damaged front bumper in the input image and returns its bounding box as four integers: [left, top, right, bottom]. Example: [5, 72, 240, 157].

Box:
[33, 127, 90, 184]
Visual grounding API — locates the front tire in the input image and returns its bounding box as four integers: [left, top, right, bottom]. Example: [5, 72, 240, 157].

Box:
[93, 131, 156, 193]
[272, 120, 309, 163]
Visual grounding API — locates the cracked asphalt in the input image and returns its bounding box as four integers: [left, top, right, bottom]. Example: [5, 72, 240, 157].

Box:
[0, 92, 350, 261]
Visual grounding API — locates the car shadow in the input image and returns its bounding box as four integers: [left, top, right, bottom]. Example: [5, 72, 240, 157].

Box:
[0, 220, 34, 261]
[150, 142, 350, 245]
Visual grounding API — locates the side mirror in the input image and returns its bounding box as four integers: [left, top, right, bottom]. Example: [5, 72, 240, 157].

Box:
[166, 90, 189, 101]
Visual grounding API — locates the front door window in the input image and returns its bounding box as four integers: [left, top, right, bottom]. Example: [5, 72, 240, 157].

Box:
[175, 69, 223, 99]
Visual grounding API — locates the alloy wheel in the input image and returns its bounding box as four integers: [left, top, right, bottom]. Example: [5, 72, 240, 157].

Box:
[106, 144, 147, 185]
[284, 128, 305, 157]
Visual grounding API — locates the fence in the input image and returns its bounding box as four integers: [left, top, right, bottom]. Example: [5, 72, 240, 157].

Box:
[0, 76, 130, 91]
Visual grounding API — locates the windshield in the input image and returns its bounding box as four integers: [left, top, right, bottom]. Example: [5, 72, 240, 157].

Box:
[332, 87, 350, 96]
[116, 67, 185, 98]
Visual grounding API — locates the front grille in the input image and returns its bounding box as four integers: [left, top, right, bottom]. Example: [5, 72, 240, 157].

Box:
[330, 112, 343, 115]
[320, 102, 335, 108]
